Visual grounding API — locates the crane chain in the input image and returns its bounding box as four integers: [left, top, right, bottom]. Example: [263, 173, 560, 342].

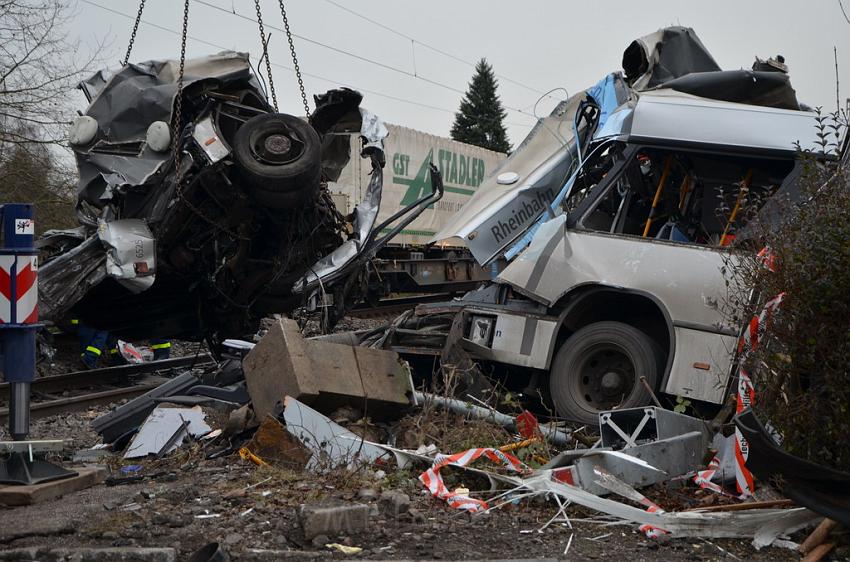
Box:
[277, 0, 311, 117]
[170, 0, 248, 242]
[172, 0, 189, 190]
[253, 0, 278, 111]
[122, 0, 147, 66]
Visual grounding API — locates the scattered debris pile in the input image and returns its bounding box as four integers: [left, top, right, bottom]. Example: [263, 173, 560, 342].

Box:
[50, 307, 845, 560]
[7, 24, 849, 562]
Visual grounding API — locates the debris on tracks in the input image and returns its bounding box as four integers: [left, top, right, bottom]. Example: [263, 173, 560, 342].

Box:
[123, 406, 211, 459]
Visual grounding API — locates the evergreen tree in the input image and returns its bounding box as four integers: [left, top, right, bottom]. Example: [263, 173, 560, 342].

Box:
[450, 59, 511, 153]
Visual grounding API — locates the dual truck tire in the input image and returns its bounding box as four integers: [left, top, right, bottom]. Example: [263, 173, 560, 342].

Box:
[549, 321, 660, 425]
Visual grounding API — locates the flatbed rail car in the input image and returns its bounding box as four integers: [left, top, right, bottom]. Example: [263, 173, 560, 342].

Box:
[328, 124, 507, 296]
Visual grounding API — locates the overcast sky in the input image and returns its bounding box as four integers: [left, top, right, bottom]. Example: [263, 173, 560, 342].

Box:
[69, 0, 850, 148]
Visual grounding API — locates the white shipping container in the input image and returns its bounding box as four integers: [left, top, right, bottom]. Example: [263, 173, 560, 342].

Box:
[328, 124, 506, 247]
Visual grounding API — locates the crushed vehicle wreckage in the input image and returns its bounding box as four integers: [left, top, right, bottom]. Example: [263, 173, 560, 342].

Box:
[10, 25, 848, 560]
[38, 52, 443, 341]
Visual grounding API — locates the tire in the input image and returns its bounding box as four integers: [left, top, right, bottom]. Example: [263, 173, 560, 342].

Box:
[232, 112, 321, 208]
[549, 321, 660, 425]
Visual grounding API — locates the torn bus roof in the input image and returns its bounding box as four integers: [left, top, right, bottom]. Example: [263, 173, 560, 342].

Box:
[429, 26, 818, 265]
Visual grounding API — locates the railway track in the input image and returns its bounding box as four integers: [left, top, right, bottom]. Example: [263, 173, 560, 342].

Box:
[0, 355, 215, 423]
[348, 293, 453, 319]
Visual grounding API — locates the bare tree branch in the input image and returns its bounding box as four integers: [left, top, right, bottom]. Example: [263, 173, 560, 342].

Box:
[840, 0, 850, 25]
[0, 0, 105, 148]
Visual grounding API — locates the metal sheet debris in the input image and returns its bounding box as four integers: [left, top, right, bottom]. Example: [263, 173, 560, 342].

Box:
[123, 406, 211, 459]
[97, 218, 156, 294]
[518, 472, 820, 541]
[281, 396, 391, 471]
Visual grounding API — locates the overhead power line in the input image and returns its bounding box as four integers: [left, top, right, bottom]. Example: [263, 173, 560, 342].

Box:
[321, 0, 554, 99]
[189, 0, 537, 120]
[77, 0, 533, 129]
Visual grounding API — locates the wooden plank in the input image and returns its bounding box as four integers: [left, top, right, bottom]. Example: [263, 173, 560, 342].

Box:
[0, 466, 106, 506]
[685, 498, 795, 512]
[802, 542, 836, 562]
[801, 518, 838, 554]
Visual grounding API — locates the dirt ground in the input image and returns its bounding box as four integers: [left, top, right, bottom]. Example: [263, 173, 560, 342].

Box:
[0, 404, 817, 561]
[2, 319, 838, 560]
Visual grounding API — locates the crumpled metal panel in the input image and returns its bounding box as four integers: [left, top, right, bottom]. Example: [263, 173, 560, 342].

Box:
[629, 91, 818, 153]
[430, 94, 585, 264]
[623, 26, 721, 90]
[293, 156, 382, 291]
[293, 110, 389, 291]
[74, 51, 261, 207]
[496, 214, 733, 329]
[97, 219, 156, 294]
[37, 235, 106, 321]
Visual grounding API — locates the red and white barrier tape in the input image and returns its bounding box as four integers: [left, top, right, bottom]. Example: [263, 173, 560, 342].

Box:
[419, 447, 529, 512]
[694, 289, 784, 498]
[639, 504, 668, 538]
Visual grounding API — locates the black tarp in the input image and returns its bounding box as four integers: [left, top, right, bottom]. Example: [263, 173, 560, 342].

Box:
[735, 409, 850, 527]
[623, 26, 801, 110]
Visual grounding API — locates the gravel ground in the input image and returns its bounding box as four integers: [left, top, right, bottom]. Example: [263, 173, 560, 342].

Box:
[0, 406, 815, 561]
[2, 318, 833, 560]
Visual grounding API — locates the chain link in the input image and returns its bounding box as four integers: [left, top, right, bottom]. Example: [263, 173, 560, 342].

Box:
[277, 0, 311, 117]
[172, 0, 189, 187]
[253, 0, 278, 111]
[170, 0, 249, 242]
[122, 0, 147, 66]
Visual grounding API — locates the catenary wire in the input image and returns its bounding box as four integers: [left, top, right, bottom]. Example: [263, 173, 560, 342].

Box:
[79, 0, 534, 129]
[189, 0, 538, 120]
[320, 0, 557, 100]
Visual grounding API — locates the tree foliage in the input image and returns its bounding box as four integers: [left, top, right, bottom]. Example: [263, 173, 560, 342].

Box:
[0, 0, 101, 229]
[724, 111, 850, 471]
[0, 136, 76, 232]
[450, 59, 511, 153]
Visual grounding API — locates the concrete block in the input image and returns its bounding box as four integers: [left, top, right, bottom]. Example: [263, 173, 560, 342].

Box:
[298, 502, 369, 539]
[244, 318, 412, 420]
[244, 319, 318, 420]
[379, 490, 411, 517]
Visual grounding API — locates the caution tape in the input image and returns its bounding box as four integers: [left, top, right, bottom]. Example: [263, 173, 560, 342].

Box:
[694, 287, 784, 498]
[692, 453, 738, 497]
[639, 504, 668, 538]
[419, 448, 529, 512]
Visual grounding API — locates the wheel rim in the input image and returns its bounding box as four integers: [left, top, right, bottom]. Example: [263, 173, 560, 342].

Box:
[571, 342, 636, 413]
[248, 124, 304, 166]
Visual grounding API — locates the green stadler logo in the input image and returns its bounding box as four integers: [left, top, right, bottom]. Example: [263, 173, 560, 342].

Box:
[395, 148, 488, 205]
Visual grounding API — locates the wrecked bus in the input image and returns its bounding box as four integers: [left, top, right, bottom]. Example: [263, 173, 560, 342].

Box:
[417, 27, 829, 424]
